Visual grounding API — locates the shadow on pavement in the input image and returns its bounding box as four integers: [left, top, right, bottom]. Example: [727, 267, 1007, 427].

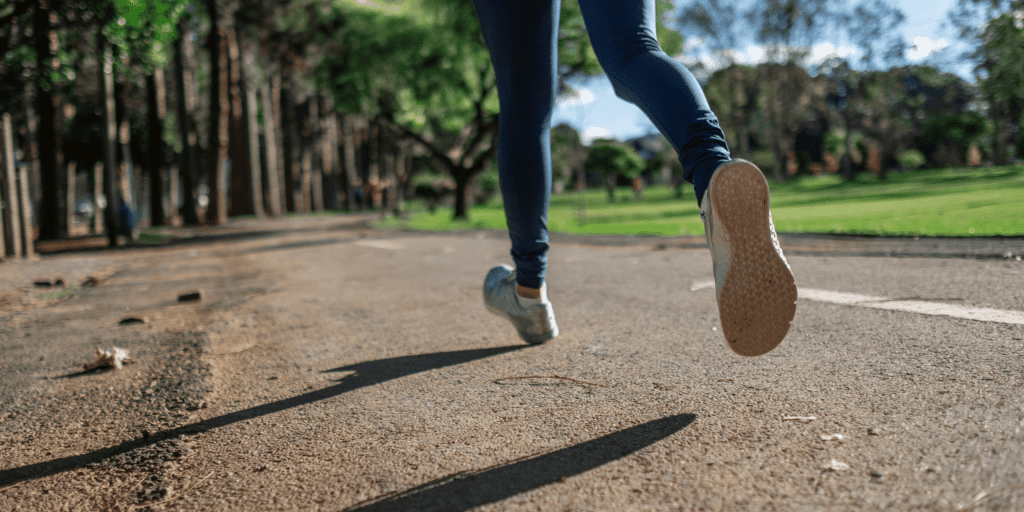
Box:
[0, 345, 527, 487]
[345, 414, 696, 512]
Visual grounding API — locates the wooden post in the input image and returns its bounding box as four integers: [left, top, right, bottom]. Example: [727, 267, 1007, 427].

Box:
[3, 113, 21, 259]
[93, 161, 103, 233]
[19, 165, 34, 258]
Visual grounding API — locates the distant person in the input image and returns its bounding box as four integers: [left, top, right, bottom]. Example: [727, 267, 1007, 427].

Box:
[477, 0, 797, 356]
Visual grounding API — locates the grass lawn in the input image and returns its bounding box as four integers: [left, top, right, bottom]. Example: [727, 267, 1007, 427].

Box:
[380, 166, 1024, 237]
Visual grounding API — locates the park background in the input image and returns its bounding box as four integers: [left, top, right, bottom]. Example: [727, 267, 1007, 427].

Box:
[0, 0, 1022, 257]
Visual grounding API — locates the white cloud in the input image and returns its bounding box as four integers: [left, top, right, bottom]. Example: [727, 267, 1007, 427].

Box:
[558, 88, 595, 107]
[683, 43, 861, 74]
[744, 45, 766, 64]
[908, 36, 949, 60]
[580, 126, 610, 146]
[808, 43, 859, 64]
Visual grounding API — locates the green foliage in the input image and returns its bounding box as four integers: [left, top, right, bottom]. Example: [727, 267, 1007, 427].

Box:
[105, 0, 189, 72]
[897, 149, 926, 169]
[319, 2, 495, 137]
[655, 0, 683, 56]
[823, 130, 845, 155]
[675, 0, 906, 66]
[585, 143, 645, 179]
[558, 0, 602, 81]
[978, 4, 1024, 158]
[920, 112, 989, 147]
[551, 123, 585, 186]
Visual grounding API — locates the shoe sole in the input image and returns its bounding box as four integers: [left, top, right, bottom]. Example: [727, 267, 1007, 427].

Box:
[485, 304, 558, 344]
[709, 161, 797, 356]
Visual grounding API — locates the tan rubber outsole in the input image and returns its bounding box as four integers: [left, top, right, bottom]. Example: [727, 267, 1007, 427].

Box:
[709, 162, 797, 356]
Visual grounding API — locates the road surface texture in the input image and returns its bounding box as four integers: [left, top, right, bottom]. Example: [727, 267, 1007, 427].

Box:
[1, 215, 1022, 511]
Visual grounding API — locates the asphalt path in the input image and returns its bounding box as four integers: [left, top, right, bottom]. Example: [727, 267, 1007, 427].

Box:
[1, 215, 1022, 511]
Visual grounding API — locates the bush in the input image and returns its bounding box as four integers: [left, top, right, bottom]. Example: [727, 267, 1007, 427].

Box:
[897, 149, 926, 169]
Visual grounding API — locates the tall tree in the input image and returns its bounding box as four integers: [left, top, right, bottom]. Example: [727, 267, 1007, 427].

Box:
[961, 0, 1024, 163]
[584, 141, 645, 203]
[551, 123, 587, 191]
[320, 0, 603, 220]
[206, 0, 231, 225]
[33, 0, 65, 239]
[174, 16, 201, 225]
[146, 67, 167, 225]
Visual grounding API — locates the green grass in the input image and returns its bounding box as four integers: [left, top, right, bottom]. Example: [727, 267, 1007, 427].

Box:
[381, 166, 1024, 237]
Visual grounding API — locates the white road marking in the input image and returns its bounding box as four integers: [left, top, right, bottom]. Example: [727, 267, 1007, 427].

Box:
[798, 288, 1024, 325]
[354, 240, 405, 250]
[690, 280, 1024, 325]
[689, 279, 715, 292]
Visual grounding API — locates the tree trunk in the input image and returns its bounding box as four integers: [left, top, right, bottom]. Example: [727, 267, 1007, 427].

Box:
[281, 77, 299, 212]
[146, 68, 167, 226]
[65, 160, 75, 234]
[244, 84, 264, 217]
[321, 99, 341, 211]
[606, 173, 617, 203]
[99, 35, 119, 245]
[174, 19, 200, 226]
[167, 164, 179, 226]
[92, 161, 103, 232]
[990, 95, 1008, 166]
[260, 81, 282, 216]
[116, 104, 138, 238]
[22, 83, 41, 220]
[308, 95, 323, 212]
[842, 116, 854, 181]
[227, 27, 252, 217]
[368, 122, 381, 209]
[241, 35, 264, 218]
[452, 169, 472, 220]
[392, 147, 407, 215]
[206, 18, 230, 225]
[340, 115, 359, 211]
[34, 0, 64, 239]
[270, 74, 287, 212]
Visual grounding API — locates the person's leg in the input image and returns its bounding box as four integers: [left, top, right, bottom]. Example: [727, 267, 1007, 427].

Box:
[576, 0, 730, 202]
[473, 0, 559, 291]
[473, 0, 560, 343]
[578, 0, 796, 355]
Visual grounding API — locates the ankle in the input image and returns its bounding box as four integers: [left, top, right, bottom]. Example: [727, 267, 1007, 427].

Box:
[516, 284, 542, 299]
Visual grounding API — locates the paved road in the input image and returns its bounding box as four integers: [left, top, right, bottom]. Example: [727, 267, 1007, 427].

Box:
[1, 215, 1022, 511]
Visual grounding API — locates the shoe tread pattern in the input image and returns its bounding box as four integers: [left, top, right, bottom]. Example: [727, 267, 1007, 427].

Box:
[711, 162, 797, 356]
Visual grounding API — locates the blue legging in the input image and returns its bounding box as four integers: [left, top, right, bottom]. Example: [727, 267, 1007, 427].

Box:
[474, 0, 731, 289]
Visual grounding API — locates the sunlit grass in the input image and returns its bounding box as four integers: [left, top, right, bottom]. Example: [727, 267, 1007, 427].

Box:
[381, 166, 1024, 237]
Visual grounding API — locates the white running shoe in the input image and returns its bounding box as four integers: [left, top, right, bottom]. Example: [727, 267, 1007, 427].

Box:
[483, 265, 559, 344]
[700, 160, 797, 356]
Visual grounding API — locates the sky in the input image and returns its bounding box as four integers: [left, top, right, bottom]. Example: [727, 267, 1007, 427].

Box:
[552, 0, 959, 144]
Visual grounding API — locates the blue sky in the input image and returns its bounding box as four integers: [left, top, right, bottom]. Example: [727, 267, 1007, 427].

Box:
[552, 0, 959, 143]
